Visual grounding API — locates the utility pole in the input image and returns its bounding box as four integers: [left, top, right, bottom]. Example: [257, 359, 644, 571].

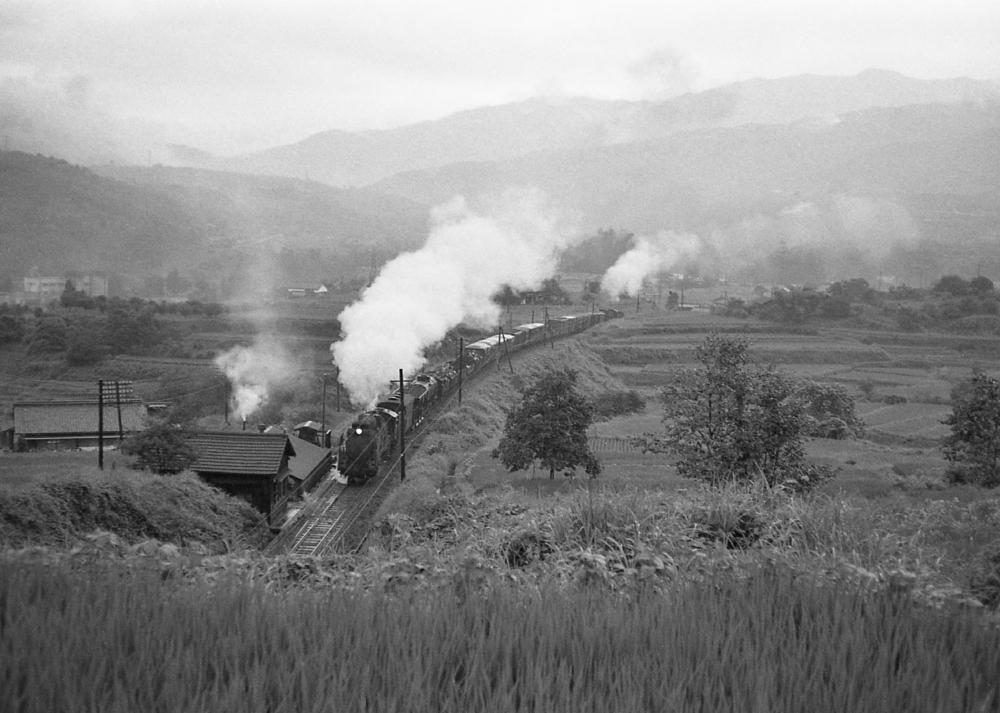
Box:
[97, 380, 104, 470]
[320, 373, 327, 435]
[115, 381, 124, 443]
[398, 369, 406, 482]
[499, 325, 514, 374]
[457, 338, 464, 405]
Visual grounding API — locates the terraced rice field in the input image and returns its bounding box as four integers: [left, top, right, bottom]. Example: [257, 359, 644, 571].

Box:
[857, 401, 952, 440]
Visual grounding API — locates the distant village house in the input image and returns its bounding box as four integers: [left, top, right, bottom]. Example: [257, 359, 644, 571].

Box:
[10, 400, 147, 451]
[285, 283, 328, 299]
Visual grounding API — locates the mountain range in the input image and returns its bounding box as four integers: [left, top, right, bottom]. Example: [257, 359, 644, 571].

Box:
[3, 69, 999, 291]
[188, 69, 998, 187]
[0, 154, 427, 295]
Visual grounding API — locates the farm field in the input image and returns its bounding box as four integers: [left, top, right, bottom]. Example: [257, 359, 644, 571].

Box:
[465, 308, 992, 502]
[4, 303, 1000, 711]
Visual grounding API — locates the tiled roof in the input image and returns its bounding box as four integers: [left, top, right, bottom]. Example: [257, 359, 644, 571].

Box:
[287, 434, 332, 482]
[13, 401, 147, 437]
[186, 431, 294, 476]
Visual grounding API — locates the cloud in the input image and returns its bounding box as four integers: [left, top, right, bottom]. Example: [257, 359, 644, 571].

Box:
[1, 0, 996, 154]
[627, 48, 699, 100]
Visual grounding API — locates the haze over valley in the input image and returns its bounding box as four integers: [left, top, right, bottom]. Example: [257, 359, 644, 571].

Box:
[2, 70, 999, 295]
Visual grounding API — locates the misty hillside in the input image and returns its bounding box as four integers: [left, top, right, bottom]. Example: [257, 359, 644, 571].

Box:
[375, 101, 1000, 284]
[0, 154, 427, 287]
[375, 102, 1000, 219]
[200, 70, 997, 186]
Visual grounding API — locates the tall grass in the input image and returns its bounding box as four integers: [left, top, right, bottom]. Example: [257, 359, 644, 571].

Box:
[0, 469, 261, 548]
[2, 561, 996, 712]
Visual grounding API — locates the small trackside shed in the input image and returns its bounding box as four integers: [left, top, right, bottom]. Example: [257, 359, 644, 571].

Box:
[287, 434, 333, 494]
[186, 432, 296, 526]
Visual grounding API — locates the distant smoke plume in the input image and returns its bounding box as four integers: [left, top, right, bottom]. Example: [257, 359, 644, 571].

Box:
[332, 191, 575, 405]
[704, 195, 920, 284]
[215, 336, 297, 421]
[601, 231, 700, 296]
[627, 48, 698, 100]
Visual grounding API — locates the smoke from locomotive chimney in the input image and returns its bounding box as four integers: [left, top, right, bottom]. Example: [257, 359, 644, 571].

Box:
[215, 336, 297, 421]
[332, 190, 576, 405]
[601, 230, 700, 297]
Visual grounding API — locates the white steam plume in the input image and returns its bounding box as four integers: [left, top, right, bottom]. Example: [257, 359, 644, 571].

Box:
[332, 191, 575, 405]
[215, 336, 297, 421]
[601, 230, 700, 297]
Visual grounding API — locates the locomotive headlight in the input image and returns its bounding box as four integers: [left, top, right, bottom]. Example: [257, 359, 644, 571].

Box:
[355, 428, 363, 435]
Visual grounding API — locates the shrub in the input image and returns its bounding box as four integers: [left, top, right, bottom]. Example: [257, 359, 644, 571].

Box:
[121, 421, 197, 474]
[942, 373, 1000, 487]
[592, 390, 646, 420]
[797, 381, 866, 439]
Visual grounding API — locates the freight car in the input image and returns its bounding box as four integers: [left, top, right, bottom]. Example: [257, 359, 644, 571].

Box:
[336, 310, 621, 484]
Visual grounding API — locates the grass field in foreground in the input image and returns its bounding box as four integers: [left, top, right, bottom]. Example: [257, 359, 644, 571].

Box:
[3, 560, 997, 713]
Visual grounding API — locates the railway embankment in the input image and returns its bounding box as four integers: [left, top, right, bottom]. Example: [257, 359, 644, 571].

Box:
[369, 338, 626, 523]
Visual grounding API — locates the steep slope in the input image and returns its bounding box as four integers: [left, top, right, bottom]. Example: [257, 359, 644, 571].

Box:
[0, 152, 205, 279]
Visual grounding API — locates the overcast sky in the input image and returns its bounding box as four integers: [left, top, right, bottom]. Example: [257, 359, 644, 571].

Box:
[2, 0, 998, 155]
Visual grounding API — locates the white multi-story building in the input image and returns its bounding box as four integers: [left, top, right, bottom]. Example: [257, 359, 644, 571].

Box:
[22, 269, 109, 304]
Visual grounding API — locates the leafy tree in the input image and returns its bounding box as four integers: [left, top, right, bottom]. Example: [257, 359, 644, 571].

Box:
[970, 276, 995, 295]
[492, 369, 601, 479]
[641, 334, 832, 492]
[752, 289, 849, 323]
[60, 281, 96, 309]
[942, 373, 1000, 487]
[828, 278, 879, 305]
[558, 228, 636, 274]
[539, 277, 571, 305]
[933, 275, 970, 297]
[66, 324, 108, 366]
[104, 304, 166, 355]
[25, 314, 68, 354]
[0, 307, 26, 344]
[121, 421, 197, 475]
[493, 285, 520, 307]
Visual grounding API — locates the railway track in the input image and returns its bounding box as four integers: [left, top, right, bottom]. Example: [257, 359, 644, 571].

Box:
[264, 314, 616, 557]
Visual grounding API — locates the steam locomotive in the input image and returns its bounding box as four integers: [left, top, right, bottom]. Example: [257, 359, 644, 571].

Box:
[336, 309, 622, 484]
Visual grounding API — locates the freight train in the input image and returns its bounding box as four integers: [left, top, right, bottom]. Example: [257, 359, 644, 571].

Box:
[336, 309, 622, 484]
